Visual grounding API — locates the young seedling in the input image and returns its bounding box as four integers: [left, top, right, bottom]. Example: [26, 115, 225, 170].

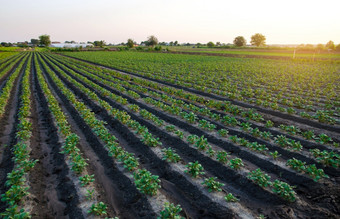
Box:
[158, 202, 183, 219]
[133, 169, 161, 196]
[162, 147, 181, 163]
[228, 158, 244, 170]
[79, 174, 95, 187]
[185, 161, 205, 178]
[85, 189, 95, 200]
[202, 177, 225, 192]
[187, 135, 199, 144]
[269, 151, 281, 160]
[128, 104, 140, 112]
[206, 147, 216, 157]
[174, 130, 184, 139]
[286, 158, 306, 172]
[216, 151, 230, 164]
[194, 136, 209, 151]
[224, 193, 239, 202]
[305, 164, 329, 182]
[218, 129, 229, 137]
[248, 169, 271, 188]
[166, 125, 176, 132]
[88, 202, 107, 216]
[272, 180, 296, 202]
[265, 120, 274, 128]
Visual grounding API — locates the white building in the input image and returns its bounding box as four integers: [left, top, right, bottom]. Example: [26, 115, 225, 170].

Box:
[50, 43, 93, 48]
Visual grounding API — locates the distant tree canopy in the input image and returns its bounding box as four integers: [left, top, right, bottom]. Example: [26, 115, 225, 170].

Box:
[146, 35, 158, 46]
[336, 44, 340, 51]
[93, 40, 106, 47]
[39, 34, 51, 47]
[31, 39, 39, 46]
[207, 41, 215, 48]
[233, 36, 246, 47]
[1, 42, 13, 47]
[316, 44, 325, 51]
[326, 40, 335, 50]
[127, 38, 135, 48]
[250, 33, 266, 47]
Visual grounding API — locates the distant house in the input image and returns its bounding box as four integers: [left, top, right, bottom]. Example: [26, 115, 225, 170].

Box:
[52, 41, 61, 44]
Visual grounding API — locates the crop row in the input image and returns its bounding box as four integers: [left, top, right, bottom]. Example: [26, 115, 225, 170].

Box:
[0, 54, 28, 117]
[1, 54, 36, 218]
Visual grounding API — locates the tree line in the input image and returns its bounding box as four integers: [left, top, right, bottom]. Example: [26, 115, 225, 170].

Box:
[2, 34, 340, 51]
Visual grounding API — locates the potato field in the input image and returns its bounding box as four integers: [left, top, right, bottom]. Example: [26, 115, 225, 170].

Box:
[0, 51, 339, 218]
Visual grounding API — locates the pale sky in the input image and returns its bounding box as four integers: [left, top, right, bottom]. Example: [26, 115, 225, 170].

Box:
[1, 0, 339, 44]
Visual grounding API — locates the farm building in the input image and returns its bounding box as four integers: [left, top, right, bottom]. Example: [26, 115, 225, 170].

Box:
[50, 43, 93, 48]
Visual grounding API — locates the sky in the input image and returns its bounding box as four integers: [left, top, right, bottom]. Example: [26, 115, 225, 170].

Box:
[1, 0, 339, 45]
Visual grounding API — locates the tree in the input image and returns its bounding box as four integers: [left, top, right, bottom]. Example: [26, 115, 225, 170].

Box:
[233, 36, 246, 47]
[336, 44, 340, 51]
[216, 42, 221, 46]
[250, 33, 266, 47]
[93, 40, 106, 47]
[1, 42, 12, 47]
[326, 40, 335, 50]
[207, 42, 215, 48]
[146, 35, 158, 47]
[174, 41, 178, 46]
[316, 44, 325, 51]
[39, 34, 51, 47]
[31, 39, 39, 46]
[127, 39, 135, 48]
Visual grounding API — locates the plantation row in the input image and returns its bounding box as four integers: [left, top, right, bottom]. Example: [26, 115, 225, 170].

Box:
[63, 52, 340, 126]
[0, 52, 339, 218]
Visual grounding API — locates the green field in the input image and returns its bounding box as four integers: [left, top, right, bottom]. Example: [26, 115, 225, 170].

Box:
[0, 51, 339, 218]
[169, 46, 340, 59]
[63, 51, 340, 124]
